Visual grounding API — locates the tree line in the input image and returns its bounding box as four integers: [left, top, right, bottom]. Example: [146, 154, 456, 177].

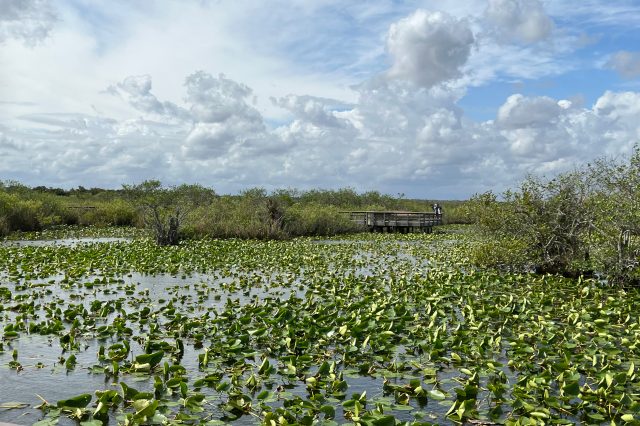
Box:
[0, 181, 467, 242]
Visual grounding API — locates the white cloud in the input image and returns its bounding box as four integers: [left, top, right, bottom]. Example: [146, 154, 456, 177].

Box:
[180, 72, 266, 159]
[2, 67, 640, 197]
[271, 95, 352, 128]
[270, 79, 499, 192]
[0, 0, 56, 44]
[485, 0, 554, 43]
[2, 2, 640, 198]
[346, 78, 464, 139]
[182, 118, 264, 159]
[605, 51, 640, 79]
[495, 92, 640, 165]
[497, 94, 563, 129]
[593, 91, 640, 155]
[184, 72, 261, 125]
[107, 75, 187, 119]
[495, 95, 574, 160]
[0, 113, 172, 187]
[594, 91, 640, 120]
[386, 9, 474, 88]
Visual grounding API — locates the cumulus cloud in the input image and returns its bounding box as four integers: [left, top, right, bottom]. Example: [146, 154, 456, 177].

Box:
[495, 92, 640, 164]
[271, 79, 494, 190]
[3, 68, 640, 197]
[593, 91, 640, 155]
[605, 51, 640, 79]
[347, 79, 463, 139]
[181, 72, 266, 159]
[485, 0, 554, 43]
[594, 91, 640, 119]
[0, 0, 56, 44]
[107, 75, 189, 119]
[497, 94, 563, 129]
[183, 118, 264, 159]
[2, 4, 640, 198]
[271, 95, 351, 128]
[496, 94, 576, 160]
[386, 10, 474, 88]
[0, 112, 177, 187]
[106, 72, 270, 161]
[184, 72, 261, 124]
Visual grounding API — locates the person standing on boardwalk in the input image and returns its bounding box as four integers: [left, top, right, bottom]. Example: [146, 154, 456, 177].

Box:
[433, 203, 442, 218]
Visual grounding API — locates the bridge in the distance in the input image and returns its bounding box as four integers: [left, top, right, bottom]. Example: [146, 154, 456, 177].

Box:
[343, 211, 443, 233]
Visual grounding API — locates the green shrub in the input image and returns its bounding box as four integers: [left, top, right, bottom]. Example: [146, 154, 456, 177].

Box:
[441, 202, 474, 224]
[0, 192, 43, 233]
[77, 200, 136, 227]
[190, 193, 287, 240]
[470, 237, 532, 272]
[467, 146, 640, 285]
[284, 204, 362, 237]
[0, 215, 9, 237]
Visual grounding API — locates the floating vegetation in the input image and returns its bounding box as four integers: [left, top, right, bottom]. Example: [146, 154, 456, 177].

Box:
[1, 230, 639, 425]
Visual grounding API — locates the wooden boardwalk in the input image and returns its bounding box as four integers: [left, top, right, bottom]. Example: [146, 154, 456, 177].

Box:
[344, 211, 442, 233]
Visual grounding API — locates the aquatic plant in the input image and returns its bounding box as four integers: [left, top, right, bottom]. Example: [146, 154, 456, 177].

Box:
[1, 230, 639, 425]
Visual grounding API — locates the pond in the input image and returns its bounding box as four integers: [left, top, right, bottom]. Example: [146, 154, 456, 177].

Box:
[1, 231, 639, 425]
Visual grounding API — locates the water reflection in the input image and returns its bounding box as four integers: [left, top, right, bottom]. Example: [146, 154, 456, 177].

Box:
[2, 237, 132, 247]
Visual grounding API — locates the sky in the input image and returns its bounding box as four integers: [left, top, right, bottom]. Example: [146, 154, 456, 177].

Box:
[1, 0, 639, 199]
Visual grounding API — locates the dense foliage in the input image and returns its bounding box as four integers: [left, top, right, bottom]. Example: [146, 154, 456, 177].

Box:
[467, 146, 640, 285]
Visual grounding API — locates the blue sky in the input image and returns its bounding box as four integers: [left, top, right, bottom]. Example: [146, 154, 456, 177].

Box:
[1, 0, 640, 198]
[461, 68, 617, 121]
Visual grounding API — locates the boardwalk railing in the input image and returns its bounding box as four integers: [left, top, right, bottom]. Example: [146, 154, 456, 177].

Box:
[343, 211, 442, 233]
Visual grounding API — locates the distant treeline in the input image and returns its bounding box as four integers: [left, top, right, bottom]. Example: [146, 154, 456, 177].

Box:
[0, 181, 469, 239]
